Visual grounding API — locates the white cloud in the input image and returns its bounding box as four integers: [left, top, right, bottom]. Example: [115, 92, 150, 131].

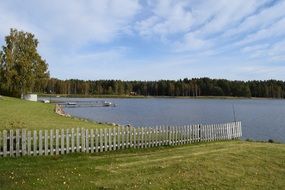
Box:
[135, 0, 193, 37]
[174, 33, 210, 52]
[0, 0, 141, 46]
[237, 18, 285, 46]
[224, 1, 285, 38]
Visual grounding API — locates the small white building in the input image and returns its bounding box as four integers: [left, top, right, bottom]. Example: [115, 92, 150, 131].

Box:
[23, 94, 38, 102]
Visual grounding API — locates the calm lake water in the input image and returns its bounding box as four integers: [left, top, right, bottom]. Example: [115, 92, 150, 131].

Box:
[44, 97, 285, 143]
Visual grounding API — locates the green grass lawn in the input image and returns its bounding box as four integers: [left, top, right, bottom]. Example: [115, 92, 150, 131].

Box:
[0, 96, 109, 130]
[0, 141, 284, 190]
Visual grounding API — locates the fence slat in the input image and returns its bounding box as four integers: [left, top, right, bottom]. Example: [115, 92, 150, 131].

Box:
[3, 130, 7, 157]
[146, 127, 150, 148]
[108, 128, 112, 151]
[117, 127, 120, 150]
[104, 128, 108, 152]
[66, 129, 70, 154]
[81, 128, 85, 153]
[71, 128, 75, 153]
[150, 127, 153, 147]
[21, 129, 26, 156]
[61, 129, 65, 154]
[50, 130, 54, 155]
[95, 129, 99, 153]
[44, 130, 48, 155]
[126, 127, 129, 148]
[113, 128, 116, 150]
[9, 130, 13, 157]
[33, 131, 37, 156]
[55, 129, 59, 155]
[133, 127, 137, 149]
[0, 131, 2, 156]
[76, 128, 80, 152]
[27, 131, 31, 156]
[90, 129, 94, 153]
[85, 129, 89, 153]
[100, 129, 103, 152]
[121, 126, 125, 149]
[169, 126, 173, 146]
[140, 127, 143, 148]
[129, 127, 133, 148]
[39, 130, 43, 156]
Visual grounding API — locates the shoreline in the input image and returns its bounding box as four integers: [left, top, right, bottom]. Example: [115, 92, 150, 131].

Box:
[39, 94, 284, 100]
[54, 103, 123, 127]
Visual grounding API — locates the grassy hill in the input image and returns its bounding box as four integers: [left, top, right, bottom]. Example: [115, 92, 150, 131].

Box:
[0, 96, 109, 130]
[0, 141, 284, 189]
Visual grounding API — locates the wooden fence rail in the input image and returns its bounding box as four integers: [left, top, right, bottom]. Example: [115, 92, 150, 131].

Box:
[0, 121, 242, 157]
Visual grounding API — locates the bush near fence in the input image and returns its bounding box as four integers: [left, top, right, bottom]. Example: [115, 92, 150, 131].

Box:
[0, 122, 242, 157]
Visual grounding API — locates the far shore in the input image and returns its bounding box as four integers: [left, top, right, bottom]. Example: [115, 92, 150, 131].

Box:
[38, 93, 283, 100]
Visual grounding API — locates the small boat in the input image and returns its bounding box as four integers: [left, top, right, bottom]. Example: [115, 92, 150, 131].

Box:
[67, 102, 77, 105]
[103, 101, 112, 107]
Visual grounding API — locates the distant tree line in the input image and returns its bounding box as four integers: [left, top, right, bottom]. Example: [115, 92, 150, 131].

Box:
[41, 78, 285, 98]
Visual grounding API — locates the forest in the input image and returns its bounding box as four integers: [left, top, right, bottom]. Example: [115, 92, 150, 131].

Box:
[43, 78, 285, 98]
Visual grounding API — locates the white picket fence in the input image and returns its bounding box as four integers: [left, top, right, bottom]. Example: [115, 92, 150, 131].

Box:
[0, 121, 241, 157]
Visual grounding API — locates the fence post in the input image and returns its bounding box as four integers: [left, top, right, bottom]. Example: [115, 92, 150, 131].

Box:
[55, 129, 59, 155]
[50, 129, 54, 155]
[33, 130, 37, 156]
[76, 128, 80, 152]
[85, 129, 89, 153]
[117, 127, 120, 150]
[198, 125, 201, 142]
[179, 126, 182, 145]
[100, 129, 103, 152]
[161, 126, 165, 146]
[61, 129, 65, 154]
[90, 129, 94, 153]
[168, 126, 171, 146]
[44, 130, 48, 156]
[122, 126, 125, 149]
[108, 128, 112, 151]
[3, 130, 7, 157]
[0, 131, 1, 157]
[9, 130, 13, 157]
[239, 122, 242, 137]
[104, 128, 108, 152]
[81, 128, 85, 153]
[71, 128, 74, 153]
[22, 129, 27, 156]
[113, 127, 117, 150]
[133, 127, 137, 149]
[66, 129, 70, 154]
[183, 126, 186, 144]
[27, 131, 31, 156]
[38, 130, 43, 156]
[186, 125, 190, 144]
[147, 127, 151, 148]
[175, 126, 178, 145]
[95, 129, 99, 153]
[126, 126, 129, 148]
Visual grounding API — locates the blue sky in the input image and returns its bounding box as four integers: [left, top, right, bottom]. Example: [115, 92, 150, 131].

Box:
[1, 0, 285, 80]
